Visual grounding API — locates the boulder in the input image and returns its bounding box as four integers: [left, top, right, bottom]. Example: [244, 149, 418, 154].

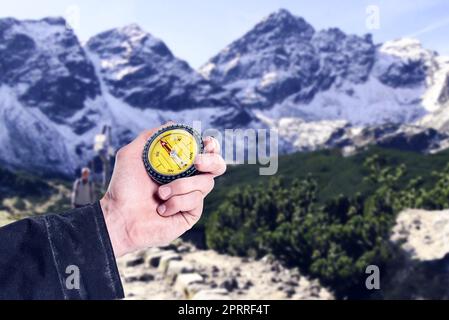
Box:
[145, 250, 172, 268]
[219, 277, 239, 292]
[174, 273, 204, 298]
[125, 255, 145, 267]
[156, 252, 182, 272]
[165, 260, 195, 282]
[391, 209, 449, 261]
[124, 271, 155, 283]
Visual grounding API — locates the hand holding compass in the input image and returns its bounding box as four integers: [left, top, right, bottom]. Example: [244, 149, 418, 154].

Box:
[100, 123, 226, 258]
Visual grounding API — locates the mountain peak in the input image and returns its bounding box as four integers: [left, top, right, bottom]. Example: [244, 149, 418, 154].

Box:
[88, 22, 175, 58]
[255, 9, 315, 38]
[118, 23, 146, 36]
[267, 8, 295, 20]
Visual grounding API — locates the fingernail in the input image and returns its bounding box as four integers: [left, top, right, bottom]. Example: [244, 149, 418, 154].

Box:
[159, 186, 171, 199]
[158, 204, 166, 215]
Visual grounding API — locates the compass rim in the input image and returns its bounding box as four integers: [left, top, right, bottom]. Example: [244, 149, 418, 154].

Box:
[142, 124, 204, 185]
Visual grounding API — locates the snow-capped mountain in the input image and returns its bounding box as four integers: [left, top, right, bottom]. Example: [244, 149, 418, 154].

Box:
[200, 9, 449, 150]
[0, 18, 250, 176]
[87, 24, 236, 112]
[200, 9, 429, 124]
[1, 9, 449, 176]
[0, 17, 103, 174]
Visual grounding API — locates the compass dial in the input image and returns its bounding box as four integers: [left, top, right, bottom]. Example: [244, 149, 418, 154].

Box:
[143, 125, 203, 184]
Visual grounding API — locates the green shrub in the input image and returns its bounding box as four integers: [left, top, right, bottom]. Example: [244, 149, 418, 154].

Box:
[206, 154, 449, 299]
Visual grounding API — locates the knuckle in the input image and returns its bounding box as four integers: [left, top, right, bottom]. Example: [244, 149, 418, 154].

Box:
[116, 147, 126, 160]
[194, 191, 203, 202]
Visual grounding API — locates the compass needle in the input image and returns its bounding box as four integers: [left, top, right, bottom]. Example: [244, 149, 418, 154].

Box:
[143, 125, 204, 184]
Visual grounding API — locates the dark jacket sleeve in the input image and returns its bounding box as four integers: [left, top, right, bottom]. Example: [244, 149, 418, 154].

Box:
[0, 202, 124, 300]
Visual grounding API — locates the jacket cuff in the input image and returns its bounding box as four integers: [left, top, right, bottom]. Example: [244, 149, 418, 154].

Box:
[44, 202, 125, 300]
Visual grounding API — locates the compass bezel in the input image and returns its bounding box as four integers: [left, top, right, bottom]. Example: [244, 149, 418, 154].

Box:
[142, 124, 204, 185]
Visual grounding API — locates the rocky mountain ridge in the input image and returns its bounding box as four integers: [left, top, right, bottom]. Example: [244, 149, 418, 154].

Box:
[1, 10, 449, 176]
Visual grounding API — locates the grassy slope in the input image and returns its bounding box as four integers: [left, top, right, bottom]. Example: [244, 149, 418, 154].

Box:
[0, 166, 72, 219]
[0, 167, 55, 201]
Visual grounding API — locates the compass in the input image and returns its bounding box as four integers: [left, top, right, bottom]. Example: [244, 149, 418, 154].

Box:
[142, 124, 204, 184]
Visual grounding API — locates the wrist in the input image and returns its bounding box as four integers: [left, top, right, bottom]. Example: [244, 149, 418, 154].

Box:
[100, 193, 133, 258]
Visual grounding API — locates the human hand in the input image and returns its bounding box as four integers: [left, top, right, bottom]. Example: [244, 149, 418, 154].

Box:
[100, 123, 226, 258]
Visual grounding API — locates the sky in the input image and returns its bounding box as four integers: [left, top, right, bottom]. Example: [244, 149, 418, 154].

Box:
[2, 0, 449, 68]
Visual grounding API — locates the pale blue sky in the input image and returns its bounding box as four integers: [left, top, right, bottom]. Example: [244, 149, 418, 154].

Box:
[2, 0, 449, 68]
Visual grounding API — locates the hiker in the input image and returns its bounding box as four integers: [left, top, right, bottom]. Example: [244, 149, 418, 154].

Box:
[0, 123, 226, 300]
[71, 167, 96, 208]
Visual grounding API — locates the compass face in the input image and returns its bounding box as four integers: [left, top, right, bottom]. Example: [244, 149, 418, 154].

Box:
[143, 125, 203, 184]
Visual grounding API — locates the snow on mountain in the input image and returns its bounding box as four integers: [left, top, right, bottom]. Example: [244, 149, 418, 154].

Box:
[86, 24, 238, 112]
[200, 9, 449, 153]
[0, 17, 101, 123]
[1, 10, 449, 176]
[0, 17, 253, 175]
[0, 17, 108, 175]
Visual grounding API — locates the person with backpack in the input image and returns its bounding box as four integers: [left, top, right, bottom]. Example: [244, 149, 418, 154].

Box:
[71, 167, 96, 208]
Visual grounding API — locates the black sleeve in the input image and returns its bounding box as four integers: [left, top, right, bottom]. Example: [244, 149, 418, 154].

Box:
[0, 202, 125, 300]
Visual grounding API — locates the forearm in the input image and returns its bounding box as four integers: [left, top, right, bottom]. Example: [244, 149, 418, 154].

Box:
[0, 203, 124, 300]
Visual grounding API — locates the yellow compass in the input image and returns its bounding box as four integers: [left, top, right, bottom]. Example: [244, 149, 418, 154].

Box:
[143, 124, 204, 184]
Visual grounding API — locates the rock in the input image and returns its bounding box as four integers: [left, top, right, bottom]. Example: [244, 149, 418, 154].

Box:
[261, 254, 276, 264]
[124, 271, 155, 283]
[211, 265, 220, 274]
[176, 244, 192, 254]
[159, 243, 178, 251]
[220, 278, 239, 292]
[146, 251, 173, 268]
[391, 209, 449, 261]
[157, 252, 182, 273]
[192, 289, 231, 300]
[382, 208, 449, 299]
[243, 280, 253, 289]
[285, 287, 296, 297]
[174, 273, 204, 298]
[126, 256, 145, 267]
[284, 280, 298, 287]
[299, 277, 311, 288]
[270, 262, 281, 272]
[165, 260, 195, 282]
